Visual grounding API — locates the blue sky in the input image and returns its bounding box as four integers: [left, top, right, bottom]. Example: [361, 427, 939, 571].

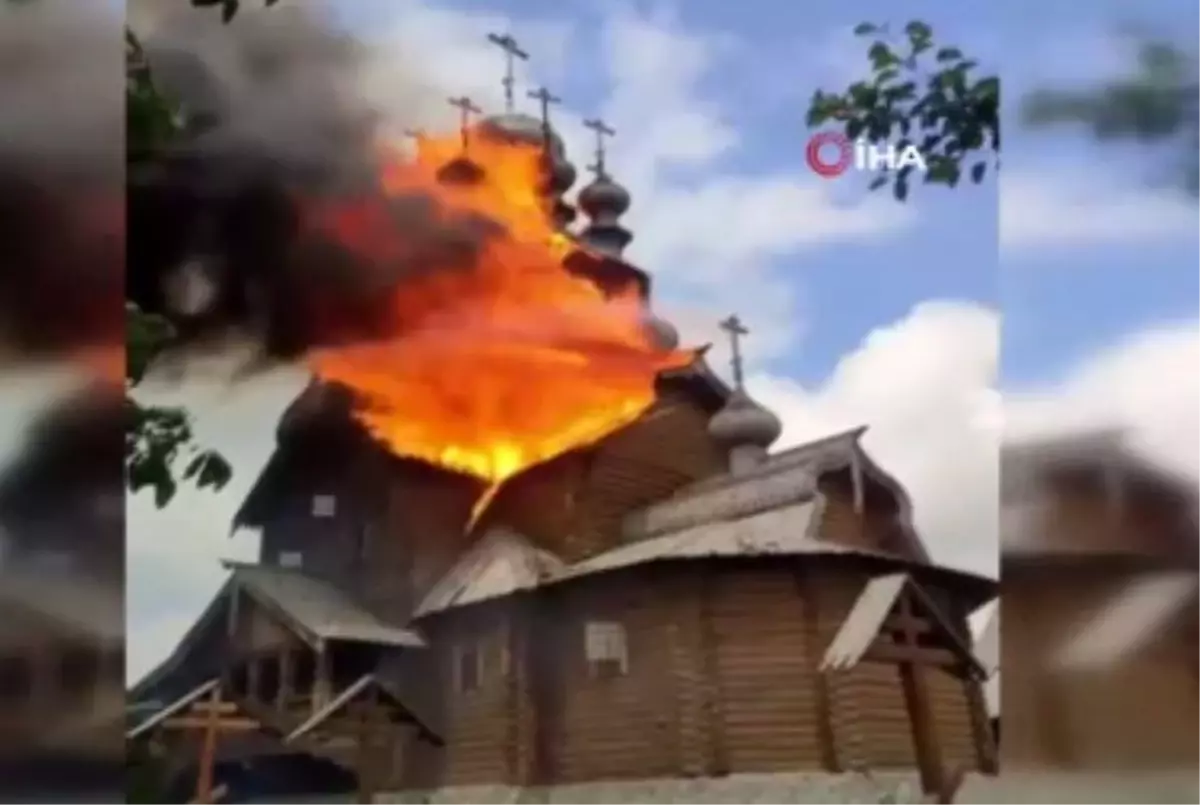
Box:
[328, 0, 1196, 387]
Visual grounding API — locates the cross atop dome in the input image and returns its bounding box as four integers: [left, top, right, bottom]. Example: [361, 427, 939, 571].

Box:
[583, 117, 615, 179]
[718, 314, 749, 392]
[446, 95, 482, 152]
[486, 32, 529, 114]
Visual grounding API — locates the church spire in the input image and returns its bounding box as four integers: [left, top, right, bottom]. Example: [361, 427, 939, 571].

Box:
[708, 314, 782, 474]
[577, 117, 632, 257]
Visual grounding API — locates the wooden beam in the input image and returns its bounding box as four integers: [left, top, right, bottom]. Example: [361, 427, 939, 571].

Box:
[277, 649, 294, 711]
[796, 569, 839, 772]
[863, 641, 959, 668]
[194, 683, 221, 804]
[162, 716, 261, 732]
[882, 613, 934, 635]
[313, 647, 331, 715]
[896, 594, 945, 798]
[188, 701, 240, 716]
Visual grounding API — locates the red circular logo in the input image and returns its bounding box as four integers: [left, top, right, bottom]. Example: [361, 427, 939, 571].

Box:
[806, 131, 852, 178]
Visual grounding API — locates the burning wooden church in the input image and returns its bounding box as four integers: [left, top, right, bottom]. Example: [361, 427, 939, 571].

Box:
[128, 34, 997, 803]
[998, 431, 1198, 774]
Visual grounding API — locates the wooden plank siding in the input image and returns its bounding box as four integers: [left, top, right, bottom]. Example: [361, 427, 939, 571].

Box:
[1002, 568, 1198, 770]
[709, 569, 823, 772]
[393, 562, 991, 790]
[566, 398, 728, 562]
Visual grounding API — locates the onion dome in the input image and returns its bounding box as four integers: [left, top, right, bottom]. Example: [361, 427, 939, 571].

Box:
[435, 155, 485, 186]
[642, 311, 679, 351]
[708, 389, 783, 450]
[578, 174, 632, 257]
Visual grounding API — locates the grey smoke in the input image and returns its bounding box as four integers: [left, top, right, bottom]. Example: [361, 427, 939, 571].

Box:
[0, 0, 123, 362]
[126, 0, 510, 363]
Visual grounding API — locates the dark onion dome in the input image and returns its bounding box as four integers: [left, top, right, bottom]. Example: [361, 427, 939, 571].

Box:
[577, 174, 630, 218]
[708, 389, 783, 449]
[577, 174, 633, 257]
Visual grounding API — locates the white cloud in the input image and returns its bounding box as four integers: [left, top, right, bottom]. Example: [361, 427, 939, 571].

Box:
[1005, 320, 1200, 479]
[123, 2, 913, 682]
[1001, 171, 1199, 249]
[749, 301, 1002, 577]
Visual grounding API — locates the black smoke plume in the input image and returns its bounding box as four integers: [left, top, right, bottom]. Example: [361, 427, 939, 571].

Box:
[127, 1, 503, 364]
[0, 1, 124, 363]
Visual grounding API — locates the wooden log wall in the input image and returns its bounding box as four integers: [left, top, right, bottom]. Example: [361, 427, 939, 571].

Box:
[376, 463, 481, 619]
[1003, 568, 1198, 770]
[549, 572, 682, 783]
[394, 562, 994, 792]
[422, 607, 516, 787]
[566, 397, 727, 562]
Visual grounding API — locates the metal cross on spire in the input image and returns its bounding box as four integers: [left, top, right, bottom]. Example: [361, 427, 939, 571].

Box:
[446, 96, 482, 151]
[583, 117, 616, 178]
[526, 86, 561, 141]
[718, 314, 749, 391]
[486, 32, 529, 113]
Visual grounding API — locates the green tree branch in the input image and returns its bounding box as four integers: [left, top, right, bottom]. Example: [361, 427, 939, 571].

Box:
[805, 20, 999, 202]
[1020, 35, 1198, 195]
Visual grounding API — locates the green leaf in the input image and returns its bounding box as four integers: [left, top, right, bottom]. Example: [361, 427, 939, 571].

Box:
[853, 22, 878, 36]
[970, 162, 987, 183]
[868, 42, 898, 71]
[894, 176, 909, 201]
[868, 175, 889, 192]
[936, 47, 964, 63]
[904, 20, 932, 42]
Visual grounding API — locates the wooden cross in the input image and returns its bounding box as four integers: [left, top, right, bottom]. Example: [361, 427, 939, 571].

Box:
[159, 683, 260, 804]
[892, 594, 946, 800]
[486, 32, 529, 113]
[527, 86, 562, 140]
[583, 117, 615, 178]
[717, 314, 749, 391]
[447, 96, 482, 151]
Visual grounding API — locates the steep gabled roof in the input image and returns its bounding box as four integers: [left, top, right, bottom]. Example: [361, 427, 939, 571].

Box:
[131, 563, 423, 700]
[414, 527, 565, 618]
[223, 561, 425, 648]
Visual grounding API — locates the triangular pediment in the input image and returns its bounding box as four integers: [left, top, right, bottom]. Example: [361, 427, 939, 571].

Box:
[821, 573, 985, 678]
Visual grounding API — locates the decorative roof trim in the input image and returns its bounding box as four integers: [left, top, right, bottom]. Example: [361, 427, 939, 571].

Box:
[820, 573, 987, 678]
[127, 677, 219, 740]
[284, 673, 443, 746]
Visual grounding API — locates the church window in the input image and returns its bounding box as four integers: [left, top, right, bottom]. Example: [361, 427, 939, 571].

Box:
[584, 621, 628, 678]
[278, 551, 304, 569]
[311, 494, 337, 518]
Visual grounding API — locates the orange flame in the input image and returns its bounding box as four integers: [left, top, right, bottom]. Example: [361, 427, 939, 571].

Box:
[306, 129, 692, 522]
